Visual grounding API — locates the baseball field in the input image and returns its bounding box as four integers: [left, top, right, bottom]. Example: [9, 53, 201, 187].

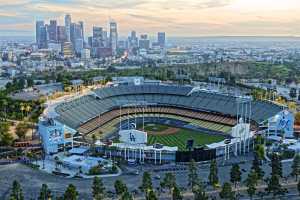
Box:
[138, 123, 225, 151]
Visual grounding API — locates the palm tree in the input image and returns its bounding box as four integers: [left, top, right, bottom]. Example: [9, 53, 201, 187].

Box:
[25, 105, 31, 117]
[20, 103, 25, 119]
[78, 166, 83, 175]
[54, 156, 60, 170]
[26, 151, 34, 162]
[91, 134, 97, 155]
[1, 99, 8, 120]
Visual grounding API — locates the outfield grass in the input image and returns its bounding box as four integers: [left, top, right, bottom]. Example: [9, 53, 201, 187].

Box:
[147, 128, 225, 151]
[137, 123, 169, 132]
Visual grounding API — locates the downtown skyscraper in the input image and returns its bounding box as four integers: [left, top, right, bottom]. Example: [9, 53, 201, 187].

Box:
[34, 14, 167, 58]
[36, 21, 48, 49]
[157, 32, 166, 48]
[110, 21, 118, 56]
[48, 20, 57, 42]
[70, 22, 84, 55]
[65, 14, 71, 42]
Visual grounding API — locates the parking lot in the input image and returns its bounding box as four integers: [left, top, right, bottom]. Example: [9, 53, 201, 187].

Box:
[0, 154, 293, 199]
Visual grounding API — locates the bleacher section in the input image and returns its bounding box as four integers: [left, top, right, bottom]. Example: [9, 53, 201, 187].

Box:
[77, 106, 236, 135]
[54, 84, 283, 135]
[85, 113, 233, 139]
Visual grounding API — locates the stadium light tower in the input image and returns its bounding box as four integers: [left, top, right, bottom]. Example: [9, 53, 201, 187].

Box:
[117, 100, 149, 131]
[235, 96, 252, 155]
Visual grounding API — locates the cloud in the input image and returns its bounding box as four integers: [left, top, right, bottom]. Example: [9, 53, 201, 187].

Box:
[194, 0, 234, 9]
[74, 0, 148, 9]
[0, 0, 300, 36]
[128, 14, 175, 24]
[0, 0, 31, 6]
[158, 0, 235, 10]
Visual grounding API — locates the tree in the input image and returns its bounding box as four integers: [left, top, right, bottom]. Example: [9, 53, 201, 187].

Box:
[121, 190, 133, 200]
[160, 173, 176, 193]
[246, 170, 258, 200]
[91, 134, 97, 155]
[114, 180, 127, 196]
[188, 159, 199, 189]
[63, 184, 78, 200]
[255, 144, 265, 161]
[38, 184, 52, 200]
[291, 154, 300, 181]
[0, 122, 13, 146]
[140, 172, 153, 195]
[208, 159, 218, 187]
[146, 190, 158, 200]
[20, 103, 25, 119]
[270, 153, 282, 178]
[265, 153, 285, 197]
[9, 180, 24, 200]
[251, 153, 264, 180]
[1, 99, 8, 120]
[172, 185, 183, 200]
[192, 180, 208, 200]
[25, 105, 31, 116]
[15, 122, 29, 141]
[230, 164, 242, 188]
[295, 112, 300, 126]
[219, 182, 235, 200]
[298, 179, 300, 195]
[265, 174, 286, 197]
[92, 177, 105, 200]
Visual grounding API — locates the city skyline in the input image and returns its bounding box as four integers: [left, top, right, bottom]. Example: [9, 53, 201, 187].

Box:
[0, 0, 300, 37]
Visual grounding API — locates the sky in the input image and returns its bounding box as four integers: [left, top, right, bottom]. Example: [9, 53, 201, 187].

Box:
[0, 0, 300, 37]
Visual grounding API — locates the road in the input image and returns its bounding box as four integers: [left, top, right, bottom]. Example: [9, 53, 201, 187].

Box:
[0, 158, 298, 199]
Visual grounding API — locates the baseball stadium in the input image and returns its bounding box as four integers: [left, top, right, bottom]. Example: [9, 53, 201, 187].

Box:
[54, 85, 279, 138]
[39, 82, 293, 163]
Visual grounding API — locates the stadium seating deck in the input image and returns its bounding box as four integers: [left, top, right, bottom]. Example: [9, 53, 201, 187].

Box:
[84, 113, 232, 139]
[54, 84, 283, 135]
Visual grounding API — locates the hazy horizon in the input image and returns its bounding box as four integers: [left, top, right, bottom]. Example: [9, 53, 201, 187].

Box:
[1, 0, 300, 37]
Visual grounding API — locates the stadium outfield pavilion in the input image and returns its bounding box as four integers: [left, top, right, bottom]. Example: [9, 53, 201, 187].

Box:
[39, 83, 293, 163]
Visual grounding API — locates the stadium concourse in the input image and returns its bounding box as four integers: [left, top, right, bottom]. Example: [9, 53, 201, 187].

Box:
[39, 83, 291, 164]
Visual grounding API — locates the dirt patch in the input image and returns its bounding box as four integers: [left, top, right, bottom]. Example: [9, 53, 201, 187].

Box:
[144, 127, 179, 136]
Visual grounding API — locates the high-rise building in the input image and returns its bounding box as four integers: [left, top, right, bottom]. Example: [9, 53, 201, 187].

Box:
[118, 40, 127, 49]
[92, 26, 103, 48]
[70, 22, 83, 55]
[48, 20, 57, 42]
[36, 21, 46, 48]
[139, 34, 150, 50]
[36, 21, 44, 43]
[81, 48, 90, 60]
[78, 21, 84, 41]
[131, 31, 137, 39]
[57, 26, 66, 43]
[36, 21, 48, 49]
[103, 30, 108, 47]
[65, 14, 71, 42]
[74, 38, 84, 55]
[128, 30, 138, 49]
[91, 27, 106, 58]
[109, 21, 118, 56]
[40, 26, 48, 49]
[157, 32, 166, 48]
[62, 42, 74, 58]
[88, 36, 93, 48]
